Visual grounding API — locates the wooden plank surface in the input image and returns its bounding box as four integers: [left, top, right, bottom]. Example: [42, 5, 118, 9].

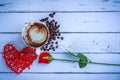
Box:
[0, 33, 120, 52]
[0, 54, 120, 72]
[0, 0, 120, 12]
[0, 0, 120, 80]
[0, 13, 120, 32]
[0, 74, 120, 80]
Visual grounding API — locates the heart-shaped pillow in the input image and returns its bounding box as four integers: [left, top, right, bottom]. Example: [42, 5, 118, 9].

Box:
[2, 44, 37, 74]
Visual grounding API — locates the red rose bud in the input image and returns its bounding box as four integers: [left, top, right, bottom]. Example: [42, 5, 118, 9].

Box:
[39, 52, 52, 64]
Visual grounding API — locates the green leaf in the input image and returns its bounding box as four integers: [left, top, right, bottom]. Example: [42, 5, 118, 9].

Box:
[78, 53, 88, 68]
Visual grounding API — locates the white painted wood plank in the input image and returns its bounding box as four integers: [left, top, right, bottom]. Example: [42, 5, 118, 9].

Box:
[0, 0, 120, 11]
[0, 0, 119, 79]
[0, 74, 120, 80]
[0, 33, 120, 52]
[0, 54, 120, 72]
[0, 13, 120, 32]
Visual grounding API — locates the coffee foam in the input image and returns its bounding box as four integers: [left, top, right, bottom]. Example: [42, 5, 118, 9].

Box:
[22, 22, 49, 48]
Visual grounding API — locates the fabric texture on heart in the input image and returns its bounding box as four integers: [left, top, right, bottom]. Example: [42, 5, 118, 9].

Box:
[2, 44, 37, 74]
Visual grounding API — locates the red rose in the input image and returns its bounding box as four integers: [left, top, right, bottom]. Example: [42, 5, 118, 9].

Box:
[39, 52, 52, 64]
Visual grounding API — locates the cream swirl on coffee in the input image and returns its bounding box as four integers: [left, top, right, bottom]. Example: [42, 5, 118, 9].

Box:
[22, 22, 49, 48]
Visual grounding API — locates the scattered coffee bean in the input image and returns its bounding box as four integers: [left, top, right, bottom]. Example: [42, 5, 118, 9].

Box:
[58, 33, 61, 36]
[53, 37, 56, 40]
[53, 12, 56, 15]
[52, 42, 54, 44]
[52, 47, 55, 51]
[40, 12, 64, 51]
[44, 49, 46, 51]
[57, 37, 60, 39]
[57, 30, 59, 33]
[57, 25, 60, 27]
[56, 45, 58, 48]
[40, 18, 45, 22]
[55, 21, 57, 25]
[45, 17, 48, 21]
[45, 46, 48, 49]
[49, 12, 56, 18]
[50, 45, 53, 47]
[61, 37, 64, 40]
[51, 19, 55, 22]
[55, 42, 58, 44]
[40, 48, 43, 50]
[49, 47, 51, 50]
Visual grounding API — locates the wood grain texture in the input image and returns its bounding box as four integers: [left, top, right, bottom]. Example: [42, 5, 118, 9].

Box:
[0, 74, 120, 80]
[0, 0, 120, 80]
[0, 0, 120, 12]
[0, 13, 120, 32]
[0, 54, 120, 72]
[0, 33, 120, 52]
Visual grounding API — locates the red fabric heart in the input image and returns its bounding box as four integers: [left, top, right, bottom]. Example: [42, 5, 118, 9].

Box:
[2, 44, 37, 74]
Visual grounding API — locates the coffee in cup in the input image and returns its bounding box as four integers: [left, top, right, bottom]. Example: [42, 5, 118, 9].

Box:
[22, 22, 49, 48]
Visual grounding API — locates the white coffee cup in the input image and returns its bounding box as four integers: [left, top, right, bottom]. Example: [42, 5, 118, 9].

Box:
[22, 21, 49, 48]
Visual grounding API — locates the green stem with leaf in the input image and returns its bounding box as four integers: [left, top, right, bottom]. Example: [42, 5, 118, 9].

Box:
[66, 49, 92, 62]
[44, 49, 120, 68]
[45, 57, 120, 66]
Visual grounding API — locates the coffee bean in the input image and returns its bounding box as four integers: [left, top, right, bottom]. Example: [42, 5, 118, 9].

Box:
[45, 46, 48, 49]
[49, 47, 51, 50]
[46, 49, 50, 51]
[53, 12, 56, 15]
[40, 18, 45, 22]
[56, 45, 58, 48]
[51, 42, 54, 44]
[44, 49, 46, 51]
[53, 49, 55, 51]
[39, 12, 64, 51]
[57, 37, 60, 39]
[61, 37, 64, 40]
[51, 19, 55, 22]
[49, 14, 53, 17]
[55, 42, 58, 44]
[52, 47, 55, 51]
[58, 33, 61, 36]
[49, 12, 56, 18]
[40, 48, 43, 50]
[56, 25, 60, 29]
[45, 17, 48, 21]
[43, 47, 46, 51]
[53, 37, 56, 40]
[55, 21, 57, 24]
[57, 30, 60, 34]
[52, 34, 54, 37]
[50, 45, 53, 47]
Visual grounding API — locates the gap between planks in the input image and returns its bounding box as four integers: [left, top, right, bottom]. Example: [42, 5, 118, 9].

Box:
[0, 52, 120, 54]
[0, 11, 120, 13]
[0, 32, 120, 34]
[0, 72, 120, 74]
